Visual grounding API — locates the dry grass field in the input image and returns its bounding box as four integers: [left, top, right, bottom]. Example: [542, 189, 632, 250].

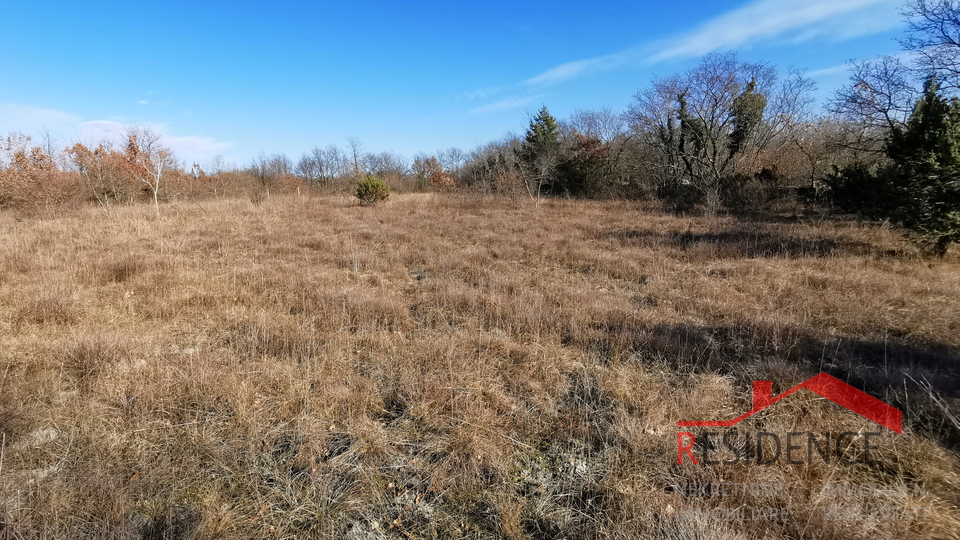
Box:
[0, 193, 958, 539]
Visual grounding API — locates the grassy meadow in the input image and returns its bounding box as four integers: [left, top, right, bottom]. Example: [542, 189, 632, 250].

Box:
[0, 192, 958, 539]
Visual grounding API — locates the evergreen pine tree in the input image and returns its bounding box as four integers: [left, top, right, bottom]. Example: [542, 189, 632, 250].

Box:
[519, 106, 561, 166]
[518, 106, 561, 197]
[828, 76, 960, 255]
[886, 77, 960, 254]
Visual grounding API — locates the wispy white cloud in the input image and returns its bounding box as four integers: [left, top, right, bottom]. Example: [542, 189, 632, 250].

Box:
[469, 96, 539, 115]
[0, 103, 83, 135]
[514, 0, 903, 88]
[76, 120, 128, 142]
[807, 51, 919, 79]
[523, 52, 633, 87]
[138, 100, 149, 105]
[464, 85, 511, 100]
[467, 0, 902, 115]
[807, 64, 852, 78]
[650, 0, 903, 62]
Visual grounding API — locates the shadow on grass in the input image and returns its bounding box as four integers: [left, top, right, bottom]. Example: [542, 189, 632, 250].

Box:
[598, 227, 908, 259]
[617, 323, 960, 450]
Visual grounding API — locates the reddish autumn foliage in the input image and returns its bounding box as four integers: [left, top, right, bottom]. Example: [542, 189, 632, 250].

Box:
[413, 156, 456, 191]
[430, 170, 456, 191]
[68, 142, 143, 205]
[0, 146, 81, 212]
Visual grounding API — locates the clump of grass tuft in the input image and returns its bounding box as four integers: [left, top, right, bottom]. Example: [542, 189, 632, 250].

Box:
[15, 285, 77, 325]
[104, 256, 145, 283]
[58, 333, 129, 391]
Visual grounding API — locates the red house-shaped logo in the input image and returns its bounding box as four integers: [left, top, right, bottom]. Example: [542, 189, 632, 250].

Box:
[677, 373, 902, 433]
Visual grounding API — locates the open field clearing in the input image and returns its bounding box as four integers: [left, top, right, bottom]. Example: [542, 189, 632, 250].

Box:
[0, 193, 958, 539]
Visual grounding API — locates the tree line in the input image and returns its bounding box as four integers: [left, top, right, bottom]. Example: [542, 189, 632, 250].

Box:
[0, 129, 468, 212]
[1, 0, 957, 253]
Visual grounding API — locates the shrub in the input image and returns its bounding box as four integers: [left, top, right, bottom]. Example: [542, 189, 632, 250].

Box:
[356, 175, 389, 205]
[720, 168, 787, 214]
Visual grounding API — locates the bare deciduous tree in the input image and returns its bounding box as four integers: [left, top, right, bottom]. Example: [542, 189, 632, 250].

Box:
[460, 136, 522, 195]
[627, 53, 813, 213]
[412, 153, 436, 190]
[364, 151, 407, 180]
[346, 137, 365, 179]
[206, 154, 230, 175]
[38, 128, 70, 171]
[828, 56, 918, 156]
[124, 129, 173, 218]
[566, 107, 627, 144]
[296, 145, 348, 186]
[250, 153, 292, 180]
[1, 132, 33, 169]
[903, 0, 960, 89]
[437, 147, 466, 180]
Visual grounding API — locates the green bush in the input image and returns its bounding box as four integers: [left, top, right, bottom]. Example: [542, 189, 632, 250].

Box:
[826, 78, 960, 256]
[356, 175, 389, 206]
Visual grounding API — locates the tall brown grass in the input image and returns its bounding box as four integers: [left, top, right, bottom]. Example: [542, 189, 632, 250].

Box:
[0, 193, 957, 539]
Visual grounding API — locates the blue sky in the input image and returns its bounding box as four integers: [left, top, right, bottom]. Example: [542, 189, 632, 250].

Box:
[0, 0, 908, 167]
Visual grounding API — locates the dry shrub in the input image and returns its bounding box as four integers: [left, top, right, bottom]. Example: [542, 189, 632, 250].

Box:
[430, 170, 457, 191]
[68, 141, 143, 207]
[276, 173, 307, 194]
[0, 148, 82, 214]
